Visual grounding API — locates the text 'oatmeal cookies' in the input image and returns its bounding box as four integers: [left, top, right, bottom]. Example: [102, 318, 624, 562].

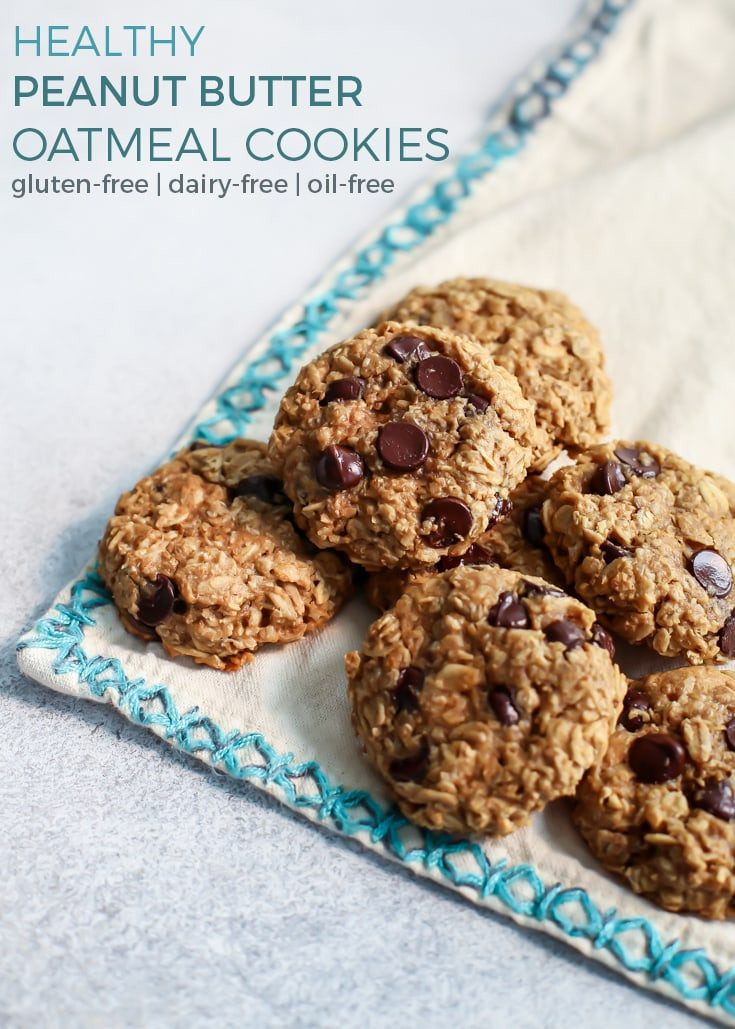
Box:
[542, 440, 735, 663]
[268, 321, 542, 571]
[347, 565, 625, 836]
[574, 666, 735, 919]
[380, 276, 612, 468]
[98, 438, 352, 670]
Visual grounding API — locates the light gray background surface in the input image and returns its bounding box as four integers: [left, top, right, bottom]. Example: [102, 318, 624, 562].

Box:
[1, 1, 707, 1025]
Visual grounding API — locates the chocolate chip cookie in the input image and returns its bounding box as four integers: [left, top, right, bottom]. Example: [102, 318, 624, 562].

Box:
[574, 666, 735, 918]
[268, 322, 541, 571]
[380, 277, 612, 468]
[347, 565, 624, 835]
[366, 475, 564, 612]
[542, 441, 735, 663]
[98, 439, 352, 670]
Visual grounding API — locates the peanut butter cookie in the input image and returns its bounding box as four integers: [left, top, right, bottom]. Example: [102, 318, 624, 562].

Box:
[268, 322, 541, 571]
[542, 441, 735, 663]
[574, 666, 735, 918]
[98, 439, 352, 670]
[347, 565, 624, 835]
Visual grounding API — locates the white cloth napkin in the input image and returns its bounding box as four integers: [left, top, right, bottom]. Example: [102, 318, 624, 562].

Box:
[17, 0, 735, 1021]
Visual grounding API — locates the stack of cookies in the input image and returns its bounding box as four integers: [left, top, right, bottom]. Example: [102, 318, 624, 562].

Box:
[98, 277, 735, 919]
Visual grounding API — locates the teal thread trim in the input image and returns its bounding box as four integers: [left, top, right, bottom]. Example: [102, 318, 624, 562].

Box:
[22, 0, 733, 1020]
[191, 0, 633, 446]
[18, 572, 735, 1017]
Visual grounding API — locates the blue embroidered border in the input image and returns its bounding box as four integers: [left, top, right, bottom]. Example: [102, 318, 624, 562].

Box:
[19, 0, 735, 1019]
[19, 572, 735, 1017]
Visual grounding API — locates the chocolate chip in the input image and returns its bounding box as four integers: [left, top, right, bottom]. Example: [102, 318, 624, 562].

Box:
[489, 686, 520, 726]
[439, 543, 495, 571]
[521, 580, 566, 598]
[589, 460, 625, 496]
[389, 740, 429, 782]
[601, 538, 633, 563]
[725, 718, 735, 751]
[321, 376, 366, 405]
[466, 393, 490, 413]
[188, 440, 214, 451]
[127, 614, 159, 640]
[522, 506, 545, 547]
[544, 620, 586, 650]
[490, 496, 513, 525]
[422, 498, 473, 547]
[614, 445, 660, 478]
[690, 549, 733, 598]
[690, 779, 735, 822]
[137, 574, 176, 626]
[628, 733, 687, 783]
[591, 622, 616, 660]
[720, 613, 735, 657]
[233, 474, 286, 505]
[415, 355, 464, 399]
[488, 592, 530, 629]
[384, 335, 431, 364]
[377, 422, 430, 471]
[315, 445, 365, 491]
[618, 689, 650, 731]
[394, 666, 424, 713]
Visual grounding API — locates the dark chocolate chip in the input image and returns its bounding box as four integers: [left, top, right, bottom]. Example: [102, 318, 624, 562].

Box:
[721, 613, 735, 657]
[488, 592, 530, 629]
[137, 574, 176, 627]
[422, 498, 473, 547]
[489, 686, 520, 726]
[690, 549, 733, 598]
[544, 620, 586, 650]
[466, 393, 490, 413]
[389, 740, 429, 782]
[394, 666, 425, 713]
[377, 422, 430, 472]
[127, 614, 159, 640]
[315, 445, 365, 491]
[233, 474, 286, 505]
[601, 538, 634, 563]
[618, 689, 650, 731]
[690, 779, 735, 822]
[589, 460, 625, 496]
[438, 543, 495, 571]
[384, 335, 431, 364]
[522, 506, 545, 547]
[415, 355, 464, 399]
[628, 732, 687, 783]
[521, 580, 565, 598]
[591, 622, 616, 660]
[490, 496, 513, 525]
[188, 440, 214, 451]
[321, 376, 366, 405]
[613, 445, 660, 478]
[725, 718, 735, 752]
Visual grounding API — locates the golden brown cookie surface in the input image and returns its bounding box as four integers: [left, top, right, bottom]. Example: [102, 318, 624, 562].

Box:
[542, 441, 735, 662]
[381, 277, 612, 467]
[268, 322, 541, 571]
[98, 439, 352, 670]
[347, 565, 624, 835]
[574, 666, 735, 919]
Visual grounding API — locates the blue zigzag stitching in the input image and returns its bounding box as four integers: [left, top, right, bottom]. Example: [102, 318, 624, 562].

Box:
[18, 572, 735, 1017]
[191, 0, 634, 446]
[22, 0, 735, 1020]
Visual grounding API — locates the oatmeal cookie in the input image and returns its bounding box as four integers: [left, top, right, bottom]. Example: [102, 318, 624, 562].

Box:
[347, 565, 624, 835]
[98, 439, 352, 670]
[366, 475, 564, 612]
[574, 666, 735, 918]
[542, 440, 735, 663]
[380, 276, 612, 467]
[268, 321, 541, 571]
